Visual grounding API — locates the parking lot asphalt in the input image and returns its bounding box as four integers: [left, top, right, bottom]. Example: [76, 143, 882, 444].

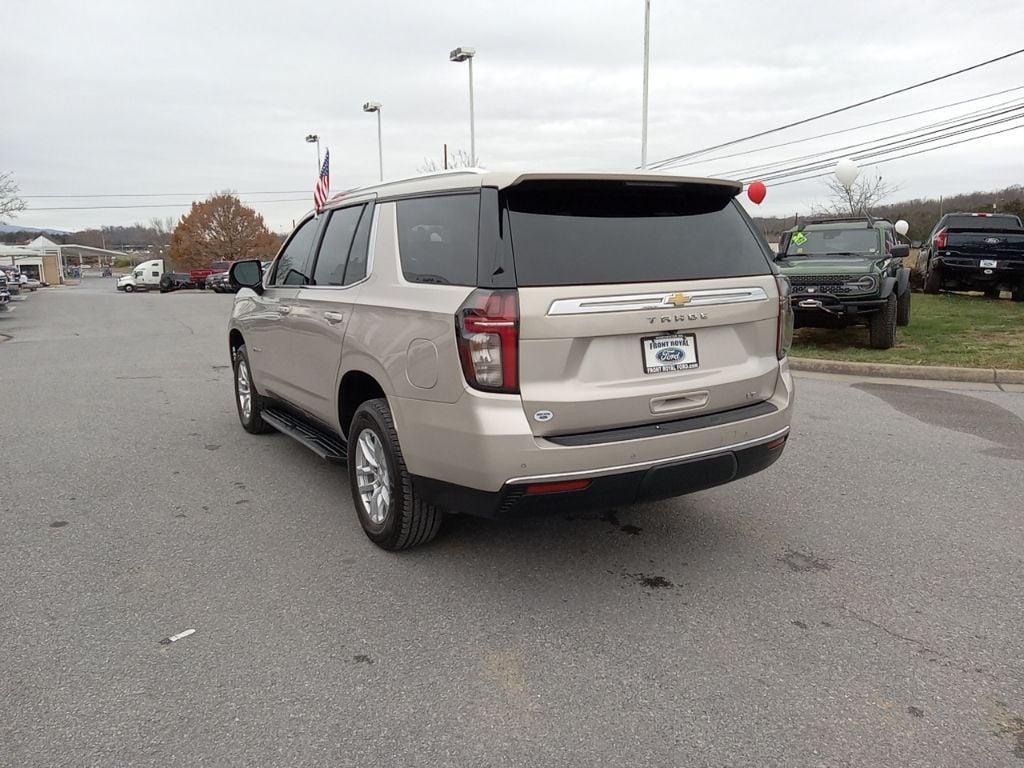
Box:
[2, 278, 1023, 767]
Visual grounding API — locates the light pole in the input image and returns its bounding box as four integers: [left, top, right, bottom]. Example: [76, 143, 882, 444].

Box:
[449, 46, 476, 166]
[362, 102, 383, 182]
[305, 134, 320, 172]
[641, 0, 651, 169]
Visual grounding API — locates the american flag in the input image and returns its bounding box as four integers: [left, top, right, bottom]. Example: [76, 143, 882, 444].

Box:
[313, 149, 330, 212]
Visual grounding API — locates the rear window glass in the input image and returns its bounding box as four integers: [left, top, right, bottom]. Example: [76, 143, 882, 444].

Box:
[944, 215, 1023, 230]
[397, 194, 479, 285]
[505, 181, 770, 286]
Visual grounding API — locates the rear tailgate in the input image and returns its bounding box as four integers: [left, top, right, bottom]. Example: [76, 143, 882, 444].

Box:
[504, 178, 780, 438]
[517, 277, 780, 437]
[945, 228, 1024, 261]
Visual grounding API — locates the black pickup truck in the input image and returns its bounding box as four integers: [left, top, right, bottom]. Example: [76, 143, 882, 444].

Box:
[916, 212, 1024, 300]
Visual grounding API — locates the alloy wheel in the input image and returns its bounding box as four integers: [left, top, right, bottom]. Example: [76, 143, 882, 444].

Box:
[236, 360, 252, 420]
[355, 428, 391, 525]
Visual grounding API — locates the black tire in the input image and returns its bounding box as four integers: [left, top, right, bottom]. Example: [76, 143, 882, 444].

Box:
[347, 398, 443, 551]
[232, 344, 273, 434]
[984, 287, 1001, 299]
[1012, 283, 1024, 303]
[896, 289, 911, 327]
[869, 293, 898, 350]
[923, 263, 941, 294]
[123, 284, 135, 293]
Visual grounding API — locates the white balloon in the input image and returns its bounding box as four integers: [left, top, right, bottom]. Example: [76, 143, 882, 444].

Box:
[894, 219, 909, 236]
[835, 158, 860, 189]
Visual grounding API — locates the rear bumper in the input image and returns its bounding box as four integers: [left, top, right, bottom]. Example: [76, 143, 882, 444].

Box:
[934, 259, 1024, 285]
[391, 361, 793, 506]
[412, 431, 787, 518]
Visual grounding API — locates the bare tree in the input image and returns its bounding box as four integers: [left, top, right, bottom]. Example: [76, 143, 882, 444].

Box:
[0, 171, 26, 224]
[814, 171, 900, 217]
[417, 148, 477, 174]
[149, 216, 176, 235]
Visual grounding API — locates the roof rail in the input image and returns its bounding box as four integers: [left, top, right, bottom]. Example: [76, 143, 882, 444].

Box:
[325, 168, 487, 204]
[804, 215, 893, 227]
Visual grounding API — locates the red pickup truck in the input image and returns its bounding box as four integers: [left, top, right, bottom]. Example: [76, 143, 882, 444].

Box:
[189, 261, 232, 289]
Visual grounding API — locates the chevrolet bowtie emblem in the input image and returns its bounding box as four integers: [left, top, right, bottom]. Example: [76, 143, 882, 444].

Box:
[664, 292, 691, 307]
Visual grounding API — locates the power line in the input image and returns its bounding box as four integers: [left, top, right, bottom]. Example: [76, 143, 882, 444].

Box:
[646, 46, 1024, 169]
[744, 110, 1024, 183]
[661, 86, 1024, 171]
[27, 198, 309, 212]
[715, 101, 1024, 179]
[769, 123, 1024, 188]
[20, 190, 309, 199]
[743, 113, 1024, 185]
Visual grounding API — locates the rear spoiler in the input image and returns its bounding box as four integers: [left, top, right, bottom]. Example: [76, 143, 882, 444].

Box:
[503, 172, 742, 196]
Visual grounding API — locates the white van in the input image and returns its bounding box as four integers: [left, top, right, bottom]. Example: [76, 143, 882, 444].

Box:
[116, 260, 164, 292]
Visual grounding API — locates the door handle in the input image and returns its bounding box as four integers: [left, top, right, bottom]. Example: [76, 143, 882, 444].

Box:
[323, 311, 345, 324]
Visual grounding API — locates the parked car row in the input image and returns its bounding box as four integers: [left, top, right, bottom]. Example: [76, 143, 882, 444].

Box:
[116, 259, 262, 294]
[0, 267, 43, 314]
[771, 210, 1024, 350]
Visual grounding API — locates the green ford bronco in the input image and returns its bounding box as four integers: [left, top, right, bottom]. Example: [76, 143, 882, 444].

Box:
[776, 217, 912, 349]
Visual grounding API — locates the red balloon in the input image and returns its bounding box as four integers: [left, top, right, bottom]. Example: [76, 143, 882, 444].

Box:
[747, 181, 767, 205]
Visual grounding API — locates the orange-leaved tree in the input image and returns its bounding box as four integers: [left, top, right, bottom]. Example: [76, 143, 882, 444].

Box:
[169, 193, 280, 270]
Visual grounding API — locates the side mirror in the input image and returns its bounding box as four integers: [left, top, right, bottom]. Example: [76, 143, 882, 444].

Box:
[890, 244, 910, 259]
[230, 260, 263, 292]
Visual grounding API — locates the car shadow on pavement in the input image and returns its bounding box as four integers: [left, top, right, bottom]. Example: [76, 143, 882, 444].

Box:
[854, 382, 1024, 460]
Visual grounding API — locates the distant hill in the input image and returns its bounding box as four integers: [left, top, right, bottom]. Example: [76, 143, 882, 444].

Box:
[0, 224, 71, 235]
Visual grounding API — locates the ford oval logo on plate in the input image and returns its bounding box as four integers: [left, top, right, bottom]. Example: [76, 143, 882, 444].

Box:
[656, 348, 685, 363]
[533, 410, 554, 422]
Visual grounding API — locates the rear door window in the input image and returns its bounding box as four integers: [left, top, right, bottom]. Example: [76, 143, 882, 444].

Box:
[397, 194, 479, 285]
[312, 205, 363, 286]
[504, 181, 770, 286]
[343, 204, 374, 285]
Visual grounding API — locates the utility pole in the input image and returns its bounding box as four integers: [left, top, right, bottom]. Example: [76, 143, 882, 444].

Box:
[444, 144, 449, 170]
[641, 0, 651, 169]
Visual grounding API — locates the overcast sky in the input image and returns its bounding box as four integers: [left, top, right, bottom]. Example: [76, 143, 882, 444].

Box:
[4, 0, 1023, 233]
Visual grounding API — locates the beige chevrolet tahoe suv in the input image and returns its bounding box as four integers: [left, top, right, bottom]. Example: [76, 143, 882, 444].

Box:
[227, 170, 794, 550]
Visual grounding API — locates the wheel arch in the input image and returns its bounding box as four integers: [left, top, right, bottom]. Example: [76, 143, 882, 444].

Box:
[896, 267, 910, 296]
[879, 275, 898, 298]
[228, 328, 245, 359]
[338, 369, 389, 440]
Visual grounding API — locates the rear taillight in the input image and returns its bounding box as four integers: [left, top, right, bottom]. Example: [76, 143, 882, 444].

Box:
[775, 275, 794, 361]
[933, 227, 948, 249]
[456, 288, 520, 394]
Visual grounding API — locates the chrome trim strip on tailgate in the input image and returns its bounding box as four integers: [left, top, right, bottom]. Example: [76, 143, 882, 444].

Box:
[508, 426, 790, 484]
[547, 286, 769, 315]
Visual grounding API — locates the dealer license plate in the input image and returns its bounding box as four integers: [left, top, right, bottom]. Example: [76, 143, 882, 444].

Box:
[980, 259, 998, 268]
[642, 333, 699, 374]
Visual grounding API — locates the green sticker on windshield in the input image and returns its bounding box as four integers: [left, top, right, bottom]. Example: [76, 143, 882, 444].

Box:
[791, 231, 808, 246]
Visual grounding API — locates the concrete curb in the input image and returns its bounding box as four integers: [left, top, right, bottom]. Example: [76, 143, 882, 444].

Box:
[789, 357, 1024, 385]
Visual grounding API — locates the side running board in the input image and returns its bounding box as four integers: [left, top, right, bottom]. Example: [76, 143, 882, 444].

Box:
[261, 408, 347, 462]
